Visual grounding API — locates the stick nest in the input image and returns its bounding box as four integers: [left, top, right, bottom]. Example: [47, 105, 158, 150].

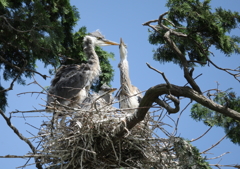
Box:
[37, 97, 180, 169]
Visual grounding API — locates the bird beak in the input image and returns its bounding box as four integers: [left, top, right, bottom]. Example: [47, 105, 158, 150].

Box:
[119, 38, 127, 48]
[109, 88, 117, 93]
[120, 38, 124, 44]
[103, 39, 119, 45]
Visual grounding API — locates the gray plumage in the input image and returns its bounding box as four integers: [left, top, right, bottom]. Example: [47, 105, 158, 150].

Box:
[47, 30, 118, 109]
[117, 38, 142, 112]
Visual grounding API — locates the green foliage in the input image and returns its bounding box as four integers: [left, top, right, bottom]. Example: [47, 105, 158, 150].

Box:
[191, 89, 240, 145]
[94, 47, 115, 91]
[0, 85, 8, 111]
[0, 0, 79, 111]
[0, 1, 115, 111]
[148, 0, 240, 67]
[174, 137, 211, 169]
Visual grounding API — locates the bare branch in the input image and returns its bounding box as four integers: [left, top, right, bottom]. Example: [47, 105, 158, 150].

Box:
[207, 57, 240, 82]
[163, 31, 202, 93]
[146, 62, 172, 89]
[201, 134, 228, 154]
[190, 126, 213, 142]
[207, 152, 230, 160]
[0, 110, 43, 169]
[154, 95, 180, 114]
[142, 19, 158, 26]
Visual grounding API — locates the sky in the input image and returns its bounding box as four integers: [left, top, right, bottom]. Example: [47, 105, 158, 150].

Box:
[0, 0, 240, 168]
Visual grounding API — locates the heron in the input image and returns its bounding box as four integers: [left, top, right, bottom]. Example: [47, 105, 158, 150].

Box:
[47, 30, 119, 109]
[117, 38, 142, 112]
[80, 83, 117, 111]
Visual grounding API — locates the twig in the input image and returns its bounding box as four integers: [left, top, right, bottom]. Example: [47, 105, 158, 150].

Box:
[146, 62, 172, 88]
[0, 56, 49, 80]
[208, 57, 240, 82]
[172, 100, 192, 136]
[190, 126, 213, 142]
[0, 15, 34, 33]
[207, 152, 230, 160]
[0, 110, 43, 169]
[201, 134, 228, 154]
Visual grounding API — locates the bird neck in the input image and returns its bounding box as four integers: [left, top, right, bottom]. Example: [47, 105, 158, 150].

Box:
[83, 37, 101, 84]
[119, 59, 133, 93]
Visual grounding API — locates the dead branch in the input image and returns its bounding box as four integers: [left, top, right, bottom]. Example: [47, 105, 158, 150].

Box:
[207, 57, 240, 82]
[146, 62, 172, 89]
[154, 96, 180, 114]
[0, 110, 43, 169]
[209, 164, 240, 168]
[191, 126, 213, 142]
[207, 152, 230, 160]
[201, 134, 228, 154]
[163, 31, 202, 93]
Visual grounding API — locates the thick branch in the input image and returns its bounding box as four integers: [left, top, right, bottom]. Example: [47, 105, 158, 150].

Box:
[164, 31, 202, 93]
[154, 95, 180, 114]
[97, 83, 240, 158]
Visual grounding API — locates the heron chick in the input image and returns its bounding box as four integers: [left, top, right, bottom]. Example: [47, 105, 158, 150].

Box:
[117, 38, 142, 112]
[47, 30, 119, 110]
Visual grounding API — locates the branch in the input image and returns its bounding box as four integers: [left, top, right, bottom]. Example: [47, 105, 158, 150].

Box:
[163, 31, 202, 93]
[0, 15, 34, 33]
[0, 110, 43, 169]
[0, 55, 49, 80]
[97, 83, 240, 158]
[201, 134, 228, 154]
[146, 62, 172, 88]
[154, 95, 180, 114]
[207, 57, 240, 82]
[190, 126, 213, 142]
[143, 12, 202, 93]
[207, 152, 230, 160]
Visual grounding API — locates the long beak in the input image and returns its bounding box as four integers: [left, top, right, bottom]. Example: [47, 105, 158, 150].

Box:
[120, 38, 124, 44]
[119, 38, 127, 48]
[103, 39, 119, 45]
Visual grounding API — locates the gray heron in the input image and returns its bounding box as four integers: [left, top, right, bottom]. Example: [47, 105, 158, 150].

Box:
[117, 38, 142, 112]
[47, 30, 119, 109]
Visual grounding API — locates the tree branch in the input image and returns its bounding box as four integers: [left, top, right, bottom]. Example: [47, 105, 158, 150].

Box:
[97, 83, 240, 159]
[0, 110, 43, 169]
[201, 134, 228, 154]
[0, 55, 49, 80]
[146, 62, 172, 89]
[163, 31, 202, 93]
[154, 95, 180, 114]
[207, 57, 240, 82]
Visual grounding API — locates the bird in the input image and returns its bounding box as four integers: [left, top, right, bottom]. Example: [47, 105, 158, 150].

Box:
[98, 83, 117, 104]
[46, 30, 119, 109]
[80, 83, 117, 111]
[117, 38, 142, 112]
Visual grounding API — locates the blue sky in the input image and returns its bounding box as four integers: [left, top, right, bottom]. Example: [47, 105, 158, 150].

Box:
[0, 0, 240, 168]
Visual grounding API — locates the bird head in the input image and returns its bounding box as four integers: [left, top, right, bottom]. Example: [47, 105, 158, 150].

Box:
[84, 30, 119, 47]
[119, 38, 128, 60]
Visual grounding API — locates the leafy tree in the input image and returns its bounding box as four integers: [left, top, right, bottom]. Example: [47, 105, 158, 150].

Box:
[144, 0, 240, 145]
[0, 0, 115, 112]
[191, 89, 240, 145]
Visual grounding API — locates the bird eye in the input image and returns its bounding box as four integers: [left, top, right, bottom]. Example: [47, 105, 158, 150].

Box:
[97, 37, 102, 40]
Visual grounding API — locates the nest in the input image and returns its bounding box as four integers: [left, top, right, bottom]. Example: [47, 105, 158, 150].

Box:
[36, 95, 182, 169]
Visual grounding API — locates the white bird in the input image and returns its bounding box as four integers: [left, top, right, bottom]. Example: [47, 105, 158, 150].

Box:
[117, 38, 142, 112]
[47, 30, 119, 109]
